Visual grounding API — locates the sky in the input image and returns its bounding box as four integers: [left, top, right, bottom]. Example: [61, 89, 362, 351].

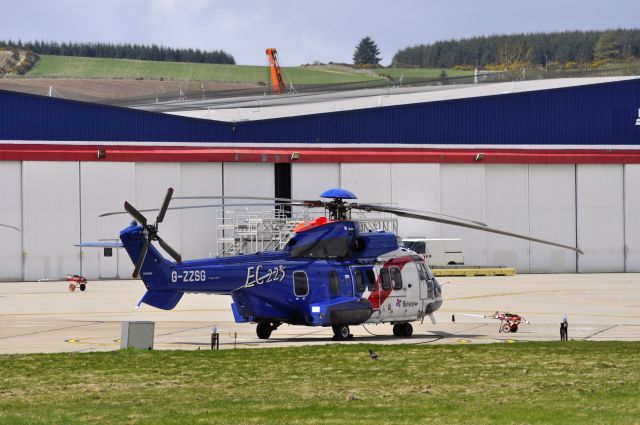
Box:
[1, 0, 639, 66]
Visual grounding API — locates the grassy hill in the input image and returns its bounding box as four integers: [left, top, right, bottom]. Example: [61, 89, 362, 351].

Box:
[28, 55, 383, 85]
[27, 55, 474, 85]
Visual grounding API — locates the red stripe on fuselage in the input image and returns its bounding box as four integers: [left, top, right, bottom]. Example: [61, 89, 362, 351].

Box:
[368, 256, 414, 309]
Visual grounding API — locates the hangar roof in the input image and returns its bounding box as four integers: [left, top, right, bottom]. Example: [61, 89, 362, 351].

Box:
[163, 77, 640, 122]
[1, 76, 639, 164]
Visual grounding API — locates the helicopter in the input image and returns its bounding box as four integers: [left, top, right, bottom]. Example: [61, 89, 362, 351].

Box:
[105, 187, 582, 341]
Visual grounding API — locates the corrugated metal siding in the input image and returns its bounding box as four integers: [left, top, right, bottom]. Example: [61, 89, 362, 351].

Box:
[234, 79, 640, 145]
[1, 79, 639, 146]
[0, 90, 232, 142]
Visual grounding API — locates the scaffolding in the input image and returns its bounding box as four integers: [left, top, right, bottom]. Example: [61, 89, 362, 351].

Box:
[216, 208, 398, 256]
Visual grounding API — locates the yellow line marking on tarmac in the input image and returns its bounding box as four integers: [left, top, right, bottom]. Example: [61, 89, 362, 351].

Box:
[433, 268, 515, 277]
[65, 337, 117, 346]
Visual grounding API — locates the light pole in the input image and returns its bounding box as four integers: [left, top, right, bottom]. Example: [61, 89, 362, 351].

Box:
[545, 54, 548, 72]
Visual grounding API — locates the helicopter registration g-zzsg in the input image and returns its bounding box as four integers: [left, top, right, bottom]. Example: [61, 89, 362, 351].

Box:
[105, 188, 582, 341]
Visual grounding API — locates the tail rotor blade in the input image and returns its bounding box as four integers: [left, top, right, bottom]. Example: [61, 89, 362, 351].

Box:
[124, 202, 148, 227]
[133, 239, 151, 278]
[156, 235, 182, 264]
[157, 187, 174, 224]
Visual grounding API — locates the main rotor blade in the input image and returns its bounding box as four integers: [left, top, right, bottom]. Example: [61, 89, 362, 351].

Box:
[354, 204, 487, 227]
[100, 202, 306, 217]
[156, 187, 174, 224]
[357, 204, 583, 254]
[0, 223, 20, 231]
[156, 235, 182, 263]
[174, 195, 309, 203]
[124, 201, 148, 227]
[133, 239, 151, 278]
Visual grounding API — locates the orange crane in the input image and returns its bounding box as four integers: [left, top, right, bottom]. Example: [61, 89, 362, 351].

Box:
[266, 48, 286, 94]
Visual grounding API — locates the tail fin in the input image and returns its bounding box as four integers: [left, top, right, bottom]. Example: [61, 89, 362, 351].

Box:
[138, 290, 183, 310]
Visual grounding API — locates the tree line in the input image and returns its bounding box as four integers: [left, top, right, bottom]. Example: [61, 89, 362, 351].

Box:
[0, 40, 235, 65]
[391, 29, 640, 68]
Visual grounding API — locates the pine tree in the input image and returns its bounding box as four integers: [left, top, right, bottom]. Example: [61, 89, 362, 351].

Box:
[594, 31, 621, 61]
[353, 36, 381, 66]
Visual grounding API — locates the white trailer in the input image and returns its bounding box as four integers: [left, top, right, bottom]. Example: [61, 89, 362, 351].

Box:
[401, 238, 464, 266]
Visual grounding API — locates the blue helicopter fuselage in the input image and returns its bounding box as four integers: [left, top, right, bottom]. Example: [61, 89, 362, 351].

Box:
[120, 219, 403, 327]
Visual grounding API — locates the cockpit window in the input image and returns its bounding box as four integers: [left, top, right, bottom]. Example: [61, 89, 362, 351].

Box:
[390, 267, 403, 290]
[416, 262, 427, 281]
[290, 237, 350, 259]
[293, 271, 309, 297]
[354, 269, 365, 292]
[366, 269, 376, 291]
[329, 271, 339, 295]
[380, 268, 391, 291]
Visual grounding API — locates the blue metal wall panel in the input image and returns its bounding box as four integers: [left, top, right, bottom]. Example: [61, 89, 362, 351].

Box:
[1, 79, 639, 146]
[233, 79, 640, 146]
[0, 90, 232, 142]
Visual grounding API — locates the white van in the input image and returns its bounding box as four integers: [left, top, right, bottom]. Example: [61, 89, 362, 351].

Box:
[401, 238, 464, 267]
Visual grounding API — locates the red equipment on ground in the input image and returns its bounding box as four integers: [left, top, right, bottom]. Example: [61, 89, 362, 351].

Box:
[492, 311, 528, 333]
[65, 274, 87, 292]
[462, 311, 529, 333]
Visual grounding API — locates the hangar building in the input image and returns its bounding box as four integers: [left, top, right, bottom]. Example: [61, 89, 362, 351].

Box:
[1, 76, 639, 281]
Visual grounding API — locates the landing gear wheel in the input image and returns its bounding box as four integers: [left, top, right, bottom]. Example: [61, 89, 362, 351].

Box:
[79, 284, 86, 292]
[256, 320, 272, 340]
[501, 323, 511, 333]
[332, 324, 350, 341]
[392, 323, 413, 337]
[68, 283, 76, 292]
[402, 323, 413, 337]
[393, 324, 402, 337]
[510, 325, 519, 333]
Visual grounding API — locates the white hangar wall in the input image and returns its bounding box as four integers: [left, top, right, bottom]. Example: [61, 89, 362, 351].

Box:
[528, 165, 577, 273]
[577, 165, 625, 272]
[0, 160, 638, 280]
[23, 162, 81, 281]
[625, 165, 640, 272]
[0, 162, 22, 280]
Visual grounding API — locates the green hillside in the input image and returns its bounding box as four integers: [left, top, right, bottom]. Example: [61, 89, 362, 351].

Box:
[26, 55, 475, 85]
[374, 67, 474, 80]
[28, 55, 382, 84]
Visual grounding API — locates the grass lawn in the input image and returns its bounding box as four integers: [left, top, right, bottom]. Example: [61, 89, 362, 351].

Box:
[27, 55, 381, 85]
[374, 67, 475, 80]
[0, 341, 638, 424]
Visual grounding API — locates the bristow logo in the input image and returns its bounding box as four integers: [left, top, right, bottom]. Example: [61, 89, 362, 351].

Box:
[636, 108, 640, 126]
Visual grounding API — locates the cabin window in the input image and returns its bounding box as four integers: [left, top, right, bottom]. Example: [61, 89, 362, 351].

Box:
[354, 269, 365, 292]
[293, 271, 309, 297]
[380, 268, 391, 291]
[366, 269, 376, 291]
[391, 267, 403, 290]
[329, 271, 339, 295]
